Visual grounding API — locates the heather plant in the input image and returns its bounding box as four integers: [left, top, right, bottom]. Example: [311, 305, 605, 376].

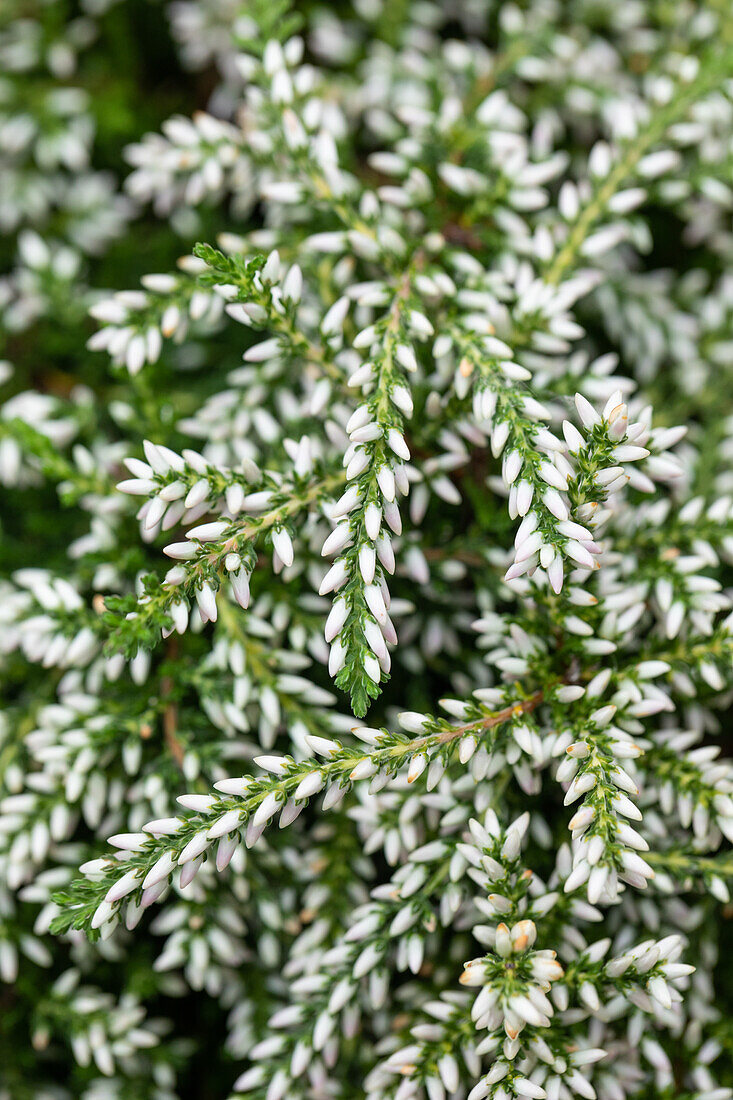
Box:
[2, 2, 733, 1098]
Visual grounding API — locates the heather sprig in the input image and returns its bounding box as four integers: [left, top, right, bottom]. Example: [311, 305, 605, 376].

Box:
[2, 2, 733, 1098]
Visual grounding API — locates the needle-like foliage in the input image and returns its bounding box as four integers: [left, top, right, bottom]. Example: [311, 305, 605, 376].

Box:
[2, 2, 733, 1098]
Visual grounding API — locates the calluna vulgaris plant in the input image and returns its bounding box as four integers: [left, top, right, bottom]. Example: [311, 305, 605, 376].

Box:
[2, 0, 733, 1097]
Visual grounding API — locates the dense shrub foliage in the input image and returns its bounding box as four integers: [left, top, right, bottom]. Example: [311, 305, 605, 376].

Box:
[2, 1, 733, 1098]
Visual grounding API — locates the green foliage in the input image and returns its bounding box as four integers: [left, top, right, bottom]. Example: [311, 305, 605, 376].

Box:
[2, 1, 733, 1099]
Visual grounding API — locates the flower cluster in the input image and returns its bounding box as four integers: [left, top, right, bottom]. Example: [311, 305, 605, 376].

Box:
[1, 1, 733, 1098]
